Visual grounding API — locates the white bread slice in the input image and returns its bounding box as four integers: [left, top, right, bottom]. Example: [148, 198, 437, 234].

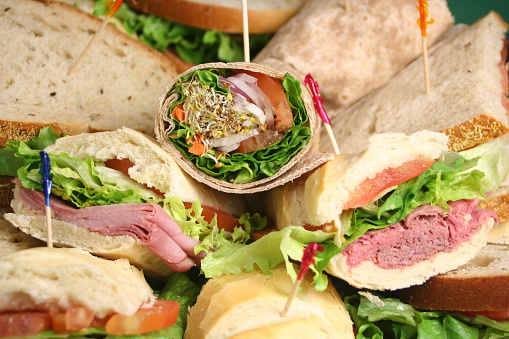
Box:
[0, 247, 153, 318]
[392, 244, 509, 311]
[124, 0, 306, 34]
[0, 208, 44, 257]
[0, 0, 179, 145]
[322, 11, 509, 155]
[253, 0, 453, 109]
[267, 131, 449, 228]
[184, 264, 355, 339]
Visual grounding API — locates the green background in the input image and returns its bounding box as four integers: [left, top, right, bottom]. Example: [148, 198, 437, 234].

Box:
[447, 0, 508, 24]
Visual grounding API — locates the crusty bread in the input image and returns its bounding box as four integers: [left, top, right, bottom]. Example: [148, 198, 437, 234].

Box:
[253, 0, 453, 110]
[45, 127, 248, 215]
[0, 247, 154, 318]
[0, 208, 44, 257]
[391, 244, 509, 311]
[184, 264, 355, 339]
[0, 0, 179, 144]
[124, 0, 306, 34]
[327, 218, 495, 290]
[322, 11, 509, 155]
[267, 131, 449, 228]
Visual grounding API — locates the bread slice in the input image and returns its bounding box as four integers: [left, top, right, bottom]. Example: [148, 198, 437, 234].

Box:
[0, 247, 154, 318]
[253, 0, 453, 109]
[0, 0, 179, 145]
[184, 264, 355, 338]
[391, 244, 509, 311]
[0, 208, 44, 257]
[322, 11, 509, 155]
[124, 0, 306, 33]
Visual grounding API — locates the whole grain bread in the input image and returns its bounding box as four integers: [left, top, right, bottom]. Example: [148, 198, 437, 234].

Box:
[0, 0, 179, 145]
[391, 244, 509, 311]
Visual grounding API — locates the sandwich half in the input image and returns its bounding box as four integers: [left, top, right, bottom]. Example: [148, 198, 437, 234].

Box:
[265, 130, 506, 290]
[3, 127, 260, 277]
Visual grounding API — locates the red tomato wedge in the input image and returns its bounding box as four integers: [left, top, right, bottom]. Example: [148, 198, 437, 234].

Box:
[183, 202, 240, 233]
[0, 311, 52, 337]
[460, 309, 509, 320]
[51, 306, 95, 333]
[344, 159, 435, 210]
[104, 299, 179, 335]
[233, 70, 294, 154]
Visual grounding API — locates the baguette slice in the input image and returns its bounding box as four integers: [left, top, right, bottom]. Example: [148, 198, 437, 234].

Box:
[184, 264, 355, 339]
[0, 208, 44, 257]
[0, 247, 153, 318]
[391, 244, 509, 312]
[253, 0, 453, 110]
[124, 0, 306, 33]
[322, 11, 509, 155]
[0, 0, 179, 145]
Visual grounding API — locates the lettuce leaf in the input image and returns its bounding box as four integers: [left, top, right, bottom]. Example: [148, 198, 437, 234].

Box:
[92, 0, 270, 64]
[344, 293, 509, 339]
[166, 70, 312, 184]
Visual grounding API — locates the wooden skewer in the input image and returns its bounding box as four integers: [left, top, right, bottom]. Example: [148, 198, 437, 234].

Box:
[242, 0, 250, 62]
[68, 16, 112, 75]
[281, 277, 302, 317]
[345, 0, 351, 12]
[421, 35, 431, 94]
[45, 205, 53, 248]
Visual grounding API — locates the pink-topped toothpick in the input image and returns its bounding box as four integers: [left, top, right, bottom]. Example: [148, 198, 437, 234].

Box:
[68, 0, 124, 75]
[304, 73, 341, 155]
[281, 242, 324, 317]
[416, 0, 434, 94]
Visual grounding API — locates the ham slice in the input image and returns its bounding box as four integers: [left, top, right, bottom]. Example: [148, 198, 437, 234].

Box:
[343, 200, 499, 269]
[15, 180, 203, 272]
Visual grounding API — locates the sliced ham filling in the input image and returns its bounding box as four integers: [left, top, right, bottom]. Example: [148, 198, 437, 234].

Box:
[343, 199, 498, 269]
[15, 180, 203, 272]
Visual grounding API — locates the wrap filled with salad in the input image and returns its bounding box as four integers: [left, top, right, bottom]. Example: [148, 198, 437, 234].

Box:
[156, 62, 332, 193]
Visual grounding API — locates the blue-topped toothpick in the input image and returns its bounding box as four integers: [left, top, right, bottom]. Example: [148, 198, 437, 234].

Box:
[39, 151, 53, 248]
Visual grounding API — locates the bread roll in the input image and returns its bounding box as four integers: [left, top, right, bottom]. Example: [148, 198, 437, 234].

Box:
[184, 265, 355, 338]
[0, 208, 44, 257]
[0, 247, 153, 318]
[0, 0, 179, 144]
[124, 0, 306, 33]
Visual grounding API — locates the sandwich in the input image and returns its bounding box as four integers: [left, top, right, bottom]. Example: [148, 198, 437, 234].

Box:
[0, 246, 203, 337]
[156, 61, 333, 193]
[343, 244, 509, 338]
[0, 0, 180, 144]
[185, 264, 355, 338]
[253, 0, 453, 110]
[258, 130, 508, 290]
[0, 208, 44, 257]
[1, 127, 265, 277]
[320, 11, 509, 154]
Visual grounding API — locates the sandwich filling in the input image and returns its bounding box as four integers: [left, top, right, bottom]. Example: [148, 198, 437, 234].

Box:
[164, 68, 311, 184]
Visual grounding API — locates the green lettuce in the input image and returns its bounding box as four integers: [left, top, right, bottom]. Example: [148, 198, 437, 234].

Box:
[91, 0, 270, 64]
[166, 70, 312, 184]
[344, 293, 509, 339]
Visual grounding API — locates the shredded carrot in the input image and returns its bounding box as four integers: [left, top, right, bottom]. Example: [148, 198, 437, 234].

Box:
[189, 141, 206, 155]
[172, 104, 185, 122]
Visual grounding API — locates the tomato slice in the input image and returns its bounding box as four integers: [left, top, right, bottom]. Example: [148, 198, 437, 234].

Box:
[344, 159, 434, 209]
[51, 306, 95, 334]
[183, 202, 240, 233]
[460, 309, 509, 320]
[105, 299, 180, 335]
[0, 311, 52, 337]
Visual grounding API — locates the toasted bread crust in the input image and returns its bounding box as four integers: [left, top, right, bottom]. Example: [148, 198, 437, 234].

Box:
[440, 114, 509, 152]
[480, 194, 509, 222]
